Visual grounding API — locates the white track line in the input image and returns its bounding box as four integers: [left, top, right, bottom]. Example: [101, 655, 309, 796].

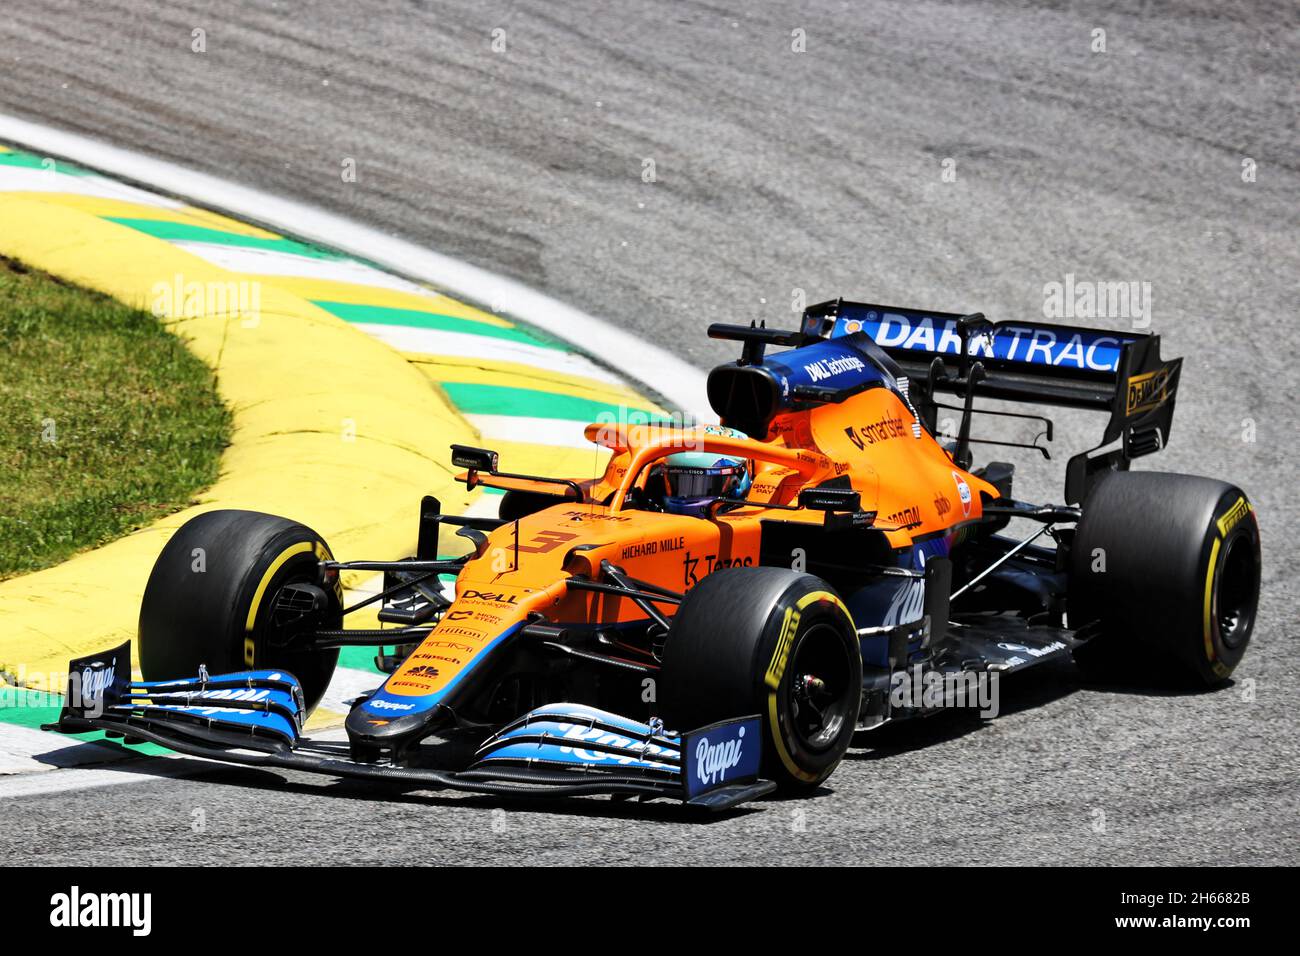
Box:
[0, 113, 711, 419]
[356, 324, 627, 385]
[0, 163, 184, 208]
[0, 730, 353, 799]
[317, 668, 384, 715]
[463, 414, 593, 450]
[0, 761, 200, 799]
[169, 240, 438, 296]
[0, 724, 138, 774]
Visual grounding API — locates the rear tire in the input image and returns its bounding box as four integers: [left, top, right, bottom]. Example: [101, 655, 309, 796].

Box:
[659, 567, 862, 790]
[138, 510, 341, 713]
[1069, 472, 1260, 686]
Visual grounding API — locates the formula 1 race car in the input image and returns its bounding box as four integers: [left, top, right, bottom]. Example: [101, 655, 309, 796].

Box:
[48, 301, 1262, 810]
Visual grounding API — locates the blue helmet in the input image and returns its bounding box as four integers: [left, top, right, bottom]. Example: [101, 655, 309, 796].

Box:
[657, 426, 752, 517]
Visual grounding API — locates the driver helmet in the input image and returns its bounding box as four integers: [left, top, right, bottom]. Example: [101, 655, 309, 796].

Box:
[657, 425, 752, 517]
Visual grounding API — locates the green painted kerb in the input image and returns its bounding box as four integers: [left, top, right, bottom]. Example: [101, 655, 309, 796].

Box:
[439, 382, 661, 422]
[0, 150, 93, 174]
[0, 685, 170, 757]
[313, 300, 565, 350]
[103, 217, 346, 261]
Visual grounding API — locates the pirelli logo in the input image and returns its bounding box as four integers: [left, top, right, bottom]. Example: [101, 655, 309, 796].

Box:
[1125, 367, 1171, 416]
[1216, 496, 1251, 538]
[765, 608, 799, 690]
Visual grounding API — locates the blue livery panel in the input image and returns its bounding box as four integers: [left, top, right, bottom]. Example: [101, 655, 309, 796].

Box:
[681, 716, 763, 799]
[805, 304, 1139, 374]
[763, 335, 889, 399]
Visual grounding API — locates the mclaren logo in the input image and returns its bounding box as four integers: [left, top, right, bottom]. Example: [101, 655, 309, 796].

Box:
[1125, 367, 1171, 416]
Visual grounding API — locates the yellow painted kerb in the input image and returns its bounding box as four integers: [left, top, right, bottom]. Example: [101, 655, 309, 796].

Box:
[0, 193, 479, 689]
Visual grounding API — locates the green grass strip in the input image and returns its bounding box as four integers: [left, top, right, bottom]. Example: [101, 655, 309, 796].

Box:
[0, 256, 231, 579]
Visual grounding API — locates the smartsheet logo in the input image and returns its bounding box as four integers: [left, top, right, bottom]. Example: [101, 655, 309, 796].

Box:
[49, 886, 151, 936]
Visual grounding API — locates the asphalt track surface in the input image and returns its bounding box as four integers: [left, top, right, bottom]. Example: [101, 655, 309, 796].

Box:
[1, 1, 1297, 865]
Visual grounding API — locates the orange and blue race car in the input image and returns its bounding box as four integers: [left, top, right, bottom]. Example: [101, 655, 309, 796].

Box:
[47, 301, 1262, 810]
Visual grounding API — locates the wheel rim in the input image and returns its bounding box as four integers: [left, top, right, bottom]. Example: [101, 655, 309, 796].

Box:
[254, 558, 340, 711]
[789, 621, 855, 752]
[1217, 535, 1257, 650]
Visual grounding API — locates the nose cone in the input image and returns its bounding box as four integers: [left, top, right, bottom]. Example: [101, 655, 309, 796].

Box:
[344, 692, 450, 753]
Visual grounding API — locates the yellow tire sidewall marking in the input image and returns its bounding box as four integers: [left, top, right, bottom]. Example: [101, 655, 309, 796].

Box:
[1215, 496, 1251, 538]
[1202, 535, 1221, 668]
[766, 589, 854, 783]
[1203, 497, 1252, 675]
[243, 541, 316, 665]
[765, 608, 799, 691]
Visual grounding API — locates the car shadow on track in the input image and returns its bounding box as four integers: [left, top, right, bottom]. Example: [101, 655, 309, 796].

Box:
[226, 769, 773, 824]
[845, 659, 1229, 760]
[164, 762, 773, 825]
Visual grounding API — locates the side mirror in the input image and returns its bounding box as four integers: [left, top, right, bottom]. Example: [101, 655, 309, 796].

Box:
[798, 485, 862, 513]
[798, 485, 875, 528]
[450, 444, 499, 474]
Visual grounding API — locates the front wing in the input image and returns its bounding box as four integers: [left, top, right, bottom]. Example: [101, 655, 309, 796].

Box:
[44, 641, 774, 811]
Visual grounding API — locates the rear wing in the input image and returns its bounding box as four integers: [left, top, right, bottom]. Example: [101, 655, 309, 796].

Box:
[801, 300, 1182, 503]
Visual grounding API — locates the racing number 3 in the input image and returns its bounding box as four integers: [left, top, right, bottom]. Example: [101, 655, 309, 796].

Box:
[514, 530, 579, 554]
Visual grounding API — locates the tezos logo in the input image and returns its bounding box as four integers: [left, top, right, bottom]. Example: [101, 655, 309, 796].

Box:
[694, 728, 746, 786]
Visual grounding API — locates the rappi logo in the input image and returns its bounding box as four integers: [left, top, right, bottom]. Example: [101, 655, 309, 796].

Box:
[693, 726, 746, 787]
[194, 688, 270, 703]
[685, 719, 761, 796]
[557, 724, 675, 766]
[368, 698, 415, 712]
[79, 665, 116, 700]
[73, 663, 118, 716]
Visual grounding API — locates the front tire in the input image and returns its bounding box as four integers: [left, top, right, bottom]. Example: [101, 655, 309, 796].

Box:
[659, 567, 862, 790]
[1069, 472, 1261, 686]
[138, 510, 341, 712]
